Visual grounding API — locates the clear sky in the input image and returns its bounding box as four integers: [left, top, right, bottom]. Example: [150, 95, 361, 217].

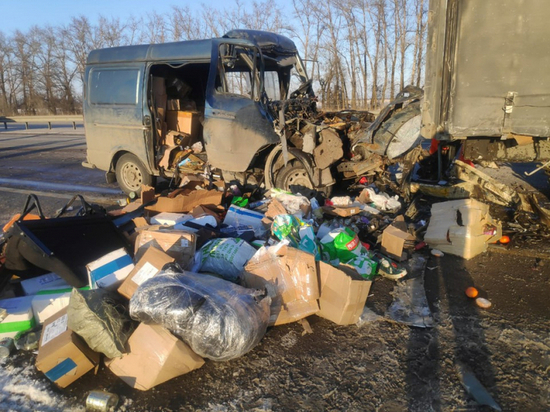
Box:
[1, 0, 226, 34]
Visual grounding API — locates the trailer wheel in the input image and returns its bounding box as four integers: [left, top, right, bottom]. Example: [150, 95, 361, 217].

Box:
[115, 153, 154, 195]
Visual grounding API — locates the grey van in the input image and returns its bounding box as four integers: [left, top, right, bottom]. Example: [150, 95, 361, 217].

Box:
[82, 30, 333, 195]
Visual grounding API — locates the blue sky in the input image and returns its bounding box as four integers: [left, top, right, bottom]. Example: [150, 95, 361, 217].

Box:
[1, 0, 226, 34]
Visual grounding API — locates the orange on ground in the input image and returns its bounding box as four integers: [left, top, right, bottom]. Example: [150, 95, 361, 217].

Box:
[465, 287, 479, 298]
[499, 235, 510, 244]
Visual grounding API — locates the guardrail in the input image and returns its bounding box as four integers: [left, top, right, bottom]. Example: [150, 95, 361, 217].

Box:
[0, 115, 83, 130]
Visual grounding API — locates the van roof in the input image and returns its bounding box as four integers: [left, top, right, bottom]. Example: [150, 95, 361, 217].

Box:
[87, 30, 298, 65]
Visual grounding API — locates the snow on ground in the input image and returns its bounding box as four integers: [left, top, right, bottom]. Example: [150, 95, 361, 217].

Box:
[0, 356, 82, 412]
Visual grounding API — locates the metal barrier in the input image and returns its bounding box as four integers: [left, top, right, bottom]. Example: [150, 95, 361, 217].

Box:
[0, 115, 83, 130]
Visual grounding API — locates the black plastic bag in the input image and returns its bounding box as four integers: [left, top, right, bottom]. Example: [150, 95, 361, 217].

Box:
[129, 265, 270, 361]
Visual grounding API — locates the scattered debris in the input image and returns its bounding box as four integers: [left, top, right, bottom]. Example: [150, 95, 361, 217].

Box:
[1, 123, 549, 407]
[386, 256, 434, 328]
[455, 361, 502, 411]
[85, 390, 119, 412]
[475, 297, 493, 309]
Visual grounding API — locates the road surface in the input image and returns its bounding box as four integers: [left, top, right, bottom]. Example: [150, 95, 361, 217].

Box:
[0, 129, 549, 411]
[0, 127, 123, 225]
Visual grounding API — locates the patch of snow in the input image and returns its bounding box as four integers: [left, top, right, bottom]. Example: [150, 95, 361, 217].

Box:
[0, 358, 82, 412]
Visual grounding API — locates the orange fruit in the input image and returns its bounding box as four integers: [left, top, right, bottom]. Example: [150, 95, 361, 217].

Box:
[465, 287, 479, 298]
[499, 235, 510, 244]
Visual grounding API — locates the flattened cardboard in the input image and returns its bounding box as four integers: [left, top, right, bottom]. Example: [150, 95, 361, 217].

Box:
[36, 308, 100, 388]
[244, 246, 319, 326]
[323, 205, 362, 217]
[261, 198, 287, 225]
[316, 262, 372, 325]
[146, 190, 222, 213]
[134, 228, 196, 269]
[106, 323, 204, 391]
[381, 225, 415, 261]
[118, 248, 175, 299]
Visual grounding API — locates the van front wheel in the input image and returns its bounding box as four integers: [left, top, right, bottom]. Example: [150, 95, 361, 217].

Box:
[115, 153, 154, 195]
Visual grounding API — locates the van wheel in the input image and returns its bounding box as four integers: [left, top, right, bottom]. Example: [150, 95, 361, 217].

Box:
[275, 160, 332, 197]
[116, 153, 154, 195]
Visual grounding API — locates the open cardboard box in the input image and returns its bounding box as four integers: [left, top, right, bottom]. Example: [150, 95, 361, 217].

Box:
[135, 228, 196, 270]
[316, 261, 372, 325]
[243, 246, 319, 326]
[105, 323, 204, 391]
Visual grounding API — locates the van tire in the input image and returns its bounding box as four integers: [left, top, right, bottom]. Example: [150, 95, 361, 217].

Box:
[115, 153, 154, 195]
[275, 160, 332, 197]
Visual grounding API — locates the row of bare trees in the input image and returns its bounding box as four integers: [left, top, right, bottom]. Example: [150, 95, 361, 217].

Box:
[0, 0, 427, 115]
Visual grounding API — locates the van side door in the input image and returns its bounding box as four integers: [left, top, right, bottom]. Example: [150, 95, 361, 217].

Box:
[203, 39, 279, 172]
[83, 64, 153, 173]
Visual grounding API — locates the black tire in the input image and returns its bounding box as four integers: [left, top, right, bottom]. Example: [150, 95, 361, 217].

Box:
[115, 153, 154, 195]
[374, 102, 421, 159]
[275, 160, 332, 197]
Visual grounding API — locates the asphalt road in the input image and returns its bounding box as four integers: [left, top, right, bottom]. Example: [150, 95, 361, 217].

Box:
[0, 127, 124, 226]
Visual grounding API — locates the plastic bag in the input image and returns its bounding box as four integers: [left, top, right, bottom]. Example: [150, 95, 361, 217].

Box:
[67, 289, 134, 358]
[271, 215, 321, 260]
[129, 266, 271, 361]
[271, 193, 310, 217]
[319, 227, 378, 279]
[192, 238, 256, 283]
[359, 188, 401, 212]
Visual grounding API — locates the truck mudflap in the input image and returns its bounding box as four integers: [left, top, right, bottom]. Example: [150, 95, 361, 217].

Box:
[3, 195, 132, 287]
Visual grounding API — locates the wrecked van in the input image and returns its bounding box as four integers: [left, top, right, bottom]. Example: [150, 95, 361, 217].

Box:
[82, 30, 320, 194]
[83, 30, 421, 195]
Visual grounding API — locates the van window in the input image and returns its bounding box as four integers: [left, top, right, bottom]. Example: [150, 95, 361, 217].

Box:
[216, 44, 260, 100]
[264, 71, 280, 100]
[89, 69, 140, 105]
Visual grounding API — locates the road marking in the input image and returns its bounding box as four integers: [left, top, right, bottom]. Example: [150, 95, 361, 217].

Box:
[0, 186, 120, 205]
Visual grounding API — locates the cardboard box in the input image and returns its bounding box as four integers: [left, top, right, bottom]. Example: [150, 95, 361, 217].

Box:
[145, 189, 223, 213]
[167, 99, 180, 111]
[31, 289, 71, 324]
[0, 296, 35, 339]
[21, 273, 69, 296]
[150, 212, 190, 226]
[244, 246, 319, 326]
[165, 110, 201, 138]
[135, 228, 196, 269]
[223, 205, 266, 237]
[106, 323, 204, 391]
[36, 308, 100, 388]
[86, 248, 135, 290]
[424, 199, 502, 259]
[316, 262, 372, 325]
[381, 225, 416, 261]
[118, 248, 175, 299]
